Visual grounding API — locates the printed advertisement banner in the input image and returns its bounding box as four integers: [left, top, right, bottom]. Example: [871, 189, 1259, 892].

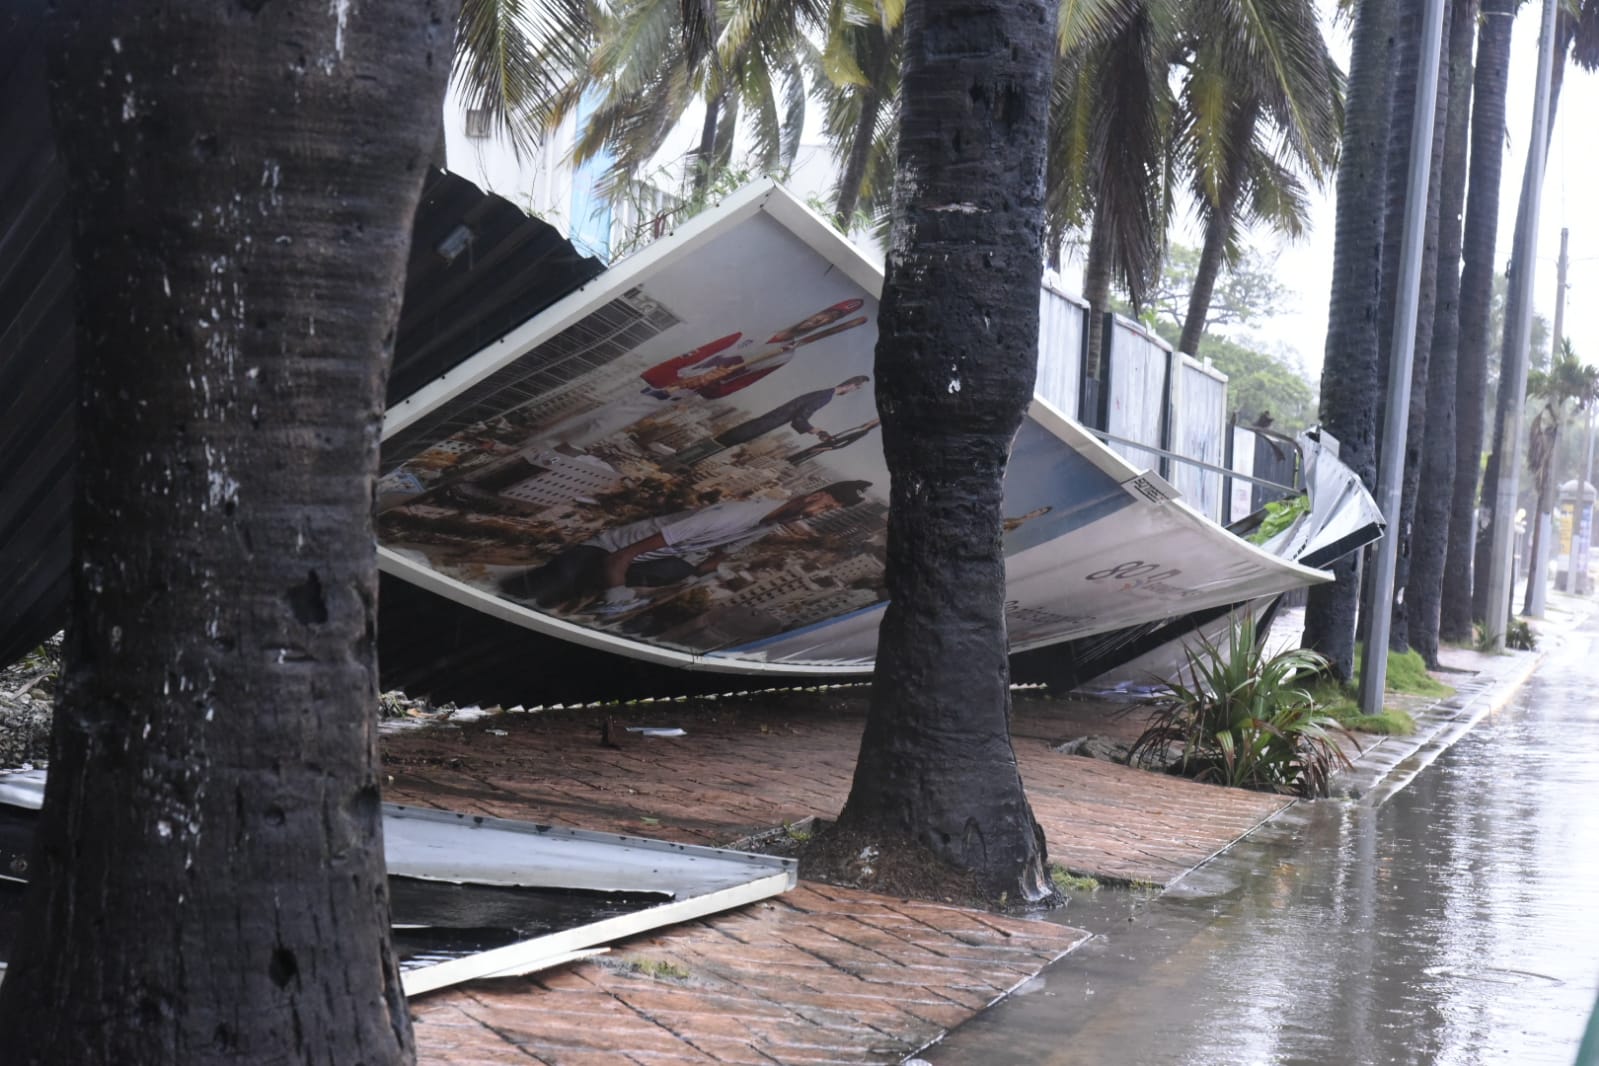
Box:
[377, 183, 1329, 674]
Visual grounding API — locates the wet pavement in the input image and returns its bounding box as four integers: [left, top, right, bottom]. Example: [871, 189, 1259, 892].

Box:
[922, 609, 1599, 1065]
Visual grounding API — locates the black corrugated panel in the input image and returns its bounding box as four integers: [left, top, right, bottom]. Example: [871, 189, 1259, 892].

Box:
[0, 11, 602, 669]
[388, 172, 603, 407]
[0, 0, 75, 670]
[377, 574, 871, 706]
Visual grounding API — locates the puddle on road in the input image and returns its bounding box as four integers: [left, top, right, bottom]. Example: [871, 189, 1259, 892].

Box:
[925, 617, 1599, 1066]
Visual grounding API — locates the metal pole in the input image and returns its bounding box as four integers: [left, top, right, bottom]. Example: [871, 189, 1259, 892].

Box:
[1483, 0, 1560, 651]
[1528, 227, 1567, 615]
[1358, 0, 1448, 717]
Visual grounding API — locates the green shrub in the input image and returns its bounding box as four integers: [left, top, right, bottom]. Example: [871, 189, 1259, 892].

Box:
[1130, 615, 1354, 796]
[1247, 494, 1311, 545]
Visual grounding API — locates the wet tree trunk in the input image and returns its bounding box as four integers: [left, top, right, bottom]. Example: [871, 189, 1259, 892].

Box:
[1442, 0, 1514, 642]
[834, 0, 1058, 902]
[1302, 0, 1397, 681]
[1389, 1, 1454, 653]
[834, 83, 883, 228]
[1409, 0, 1479, 667]
[1082, 212, 1115, 398]
[0, 2, 452, 1062]
[1472, 19, 1571, 624]
[1178, 107, 1259, 357]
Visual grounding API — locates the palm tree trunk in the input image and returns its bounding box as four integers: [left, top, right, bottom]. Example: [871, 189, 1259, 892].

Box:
[695, 93, 722, 194]
[1389, 0, 1454, 653]
[1178, 108, 1258, 356]
[1409, 0, 1479, 667]
[1472, 16, 1572, 623]
[1522, 422, 1560, 612]
[834, 85, 883, 227]
[1302, 0, 1397, 681]
[1082, 210, 1115, 413]
[833, 0, 1057, 902]
[1442, 0, 1515, 641]
[0, 1, 451, 1060]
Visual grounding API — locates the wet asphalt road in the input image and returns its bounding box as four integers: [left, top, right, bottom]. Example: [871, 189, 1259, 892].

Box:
[924, 609, 1599, 1066]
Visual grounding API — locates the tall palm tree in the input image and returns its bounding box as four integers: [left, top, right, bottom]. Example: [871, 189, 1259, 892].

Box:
[0, 0, 451, 1058]
[1471, 0, 1596, 623]
[1521, 340, 1599, 612]
[1385, 0, 1455, 654]
[1440, 0, 1516, 642]
[1301, 0, 1396, 681]
[454, 0, 597, 157]
[828, 0, 1058, 902]
[1046, 0, 1341, 391]
[814, 0, 902, 228]
[1408, 0, 1480, 668]
[1172, 0, 1342, 355]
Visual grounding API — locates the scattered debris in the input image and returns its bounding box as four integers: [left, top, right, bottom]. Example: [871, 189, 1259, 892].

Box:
[1052, 735, 1131, 763]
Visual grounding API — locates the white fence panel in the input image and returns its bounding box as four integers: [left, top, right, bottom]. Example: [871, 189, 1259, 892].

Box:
[1169, 355, 1228, 521]
[1036, 279, 1086, 418]
[1229, 426, 1257, 524]
[1104, 317, 1169, 471]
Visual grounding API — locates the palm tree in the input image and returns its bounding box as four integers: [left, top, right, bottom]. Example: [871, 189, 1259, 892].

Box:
[1521, 340, 1599, 612]
[1048, 6, 1175, 388]
[1440, 0, 1516, 642]
[814, 2, 902, 228]
[1301, 0, 1397, 681]
[1471, 0, 1596, 623]
[1408, 0, 1480, 668]
[1172, 0, 1342, 356]
[454, 0, 598, 158]
[1046, 0, 1341, 394]
[1384, 0, 1455, 654]
[826, 0, 1057, 901]
[0, 0, 450, 1059]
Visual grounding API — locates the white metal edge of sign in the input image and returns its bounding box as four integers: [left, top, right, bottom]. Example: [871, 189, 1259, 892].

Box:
[399, 870, 795, 998]
[383, 803, 803, 877]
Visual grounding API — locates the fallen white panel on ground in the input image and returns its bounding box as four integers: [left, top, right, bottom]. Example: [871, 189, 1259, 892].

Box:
[385, 805, 796, 997]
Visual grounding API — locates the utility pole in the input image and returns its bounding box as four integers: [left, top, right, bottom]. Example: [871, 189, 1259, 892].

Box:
[1527, 227, 1567, 616]
[1483, 0, 1559, 651]
[1358, 0, 1448, 717]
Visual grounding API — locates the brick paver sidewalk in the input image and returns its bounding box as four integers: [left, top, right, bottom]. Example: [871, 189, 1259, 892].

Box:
[384, 690, 1286, 1063]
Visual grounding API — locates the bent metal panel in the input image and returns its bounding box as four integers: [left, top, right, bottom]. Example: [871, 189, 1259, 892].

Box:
[376, 182, 1328, 673]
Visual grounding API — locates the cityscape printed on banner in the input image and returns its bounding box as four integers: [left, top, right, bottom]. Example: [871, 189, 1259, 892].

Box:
[377, 276, 900, 655]
[375, 217, 1099, 657]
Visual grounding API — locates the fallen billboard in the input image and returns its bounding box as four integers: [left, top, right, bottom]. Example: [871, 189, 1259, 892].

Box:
[376, 181, 1333, 676]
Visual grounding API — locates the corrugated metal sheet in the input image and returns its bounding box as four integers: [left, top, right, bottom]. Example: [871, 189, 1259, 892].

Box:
[0, 2, 74, 670]
[0, 12, 602, 669]
[376, 573, 868, 705]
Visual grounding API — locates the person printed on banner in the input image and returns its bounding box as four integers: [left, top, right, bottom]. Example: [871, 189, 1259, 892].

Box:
[642, 299, 869, 400]
[785, 417, 882, 465]
[497, 480, 873, 615]
[669, 376, 870, 467]
[1002, 506, 1053, 533]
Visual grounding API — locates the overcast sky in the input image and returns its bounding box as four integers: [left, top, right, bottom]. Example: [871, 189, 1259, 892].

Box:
[1251, 2, 1599, 379]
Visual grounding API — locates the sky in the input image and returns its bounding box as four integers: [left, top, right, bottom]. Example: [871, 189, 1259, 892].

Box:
[1236, 2, 1599, 379]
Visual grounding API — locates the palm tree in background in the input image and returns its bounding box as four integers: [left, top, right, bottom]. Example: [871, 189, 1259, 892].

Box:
[1171, 0, 1342, 356]
[1043, 0, 1341, 387]
[1521, 341, 1599, 613]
